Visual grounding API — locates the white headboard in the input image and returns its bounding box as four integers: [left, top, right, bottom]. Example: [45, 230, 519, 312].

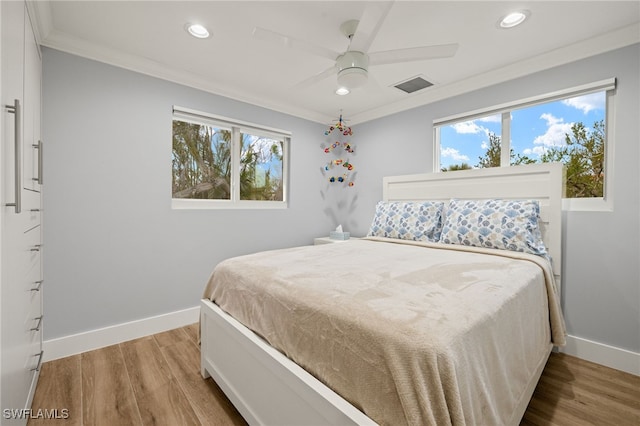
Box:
[383, 163, 564, 288]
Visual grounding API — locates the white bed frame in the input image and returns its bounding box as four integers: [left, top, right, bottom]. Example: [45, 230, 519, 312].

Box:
[200, 162, 564, 425]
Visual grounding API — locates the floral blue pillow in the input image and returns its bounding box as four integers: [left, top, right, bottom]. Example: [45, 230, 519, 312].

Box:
[367, 201, 445, 242]
[439, 199, 548, 257]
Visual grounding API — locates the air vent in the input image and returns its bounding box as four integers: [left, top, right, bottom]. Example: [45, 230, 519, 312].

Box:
[393, 76, 433, 94]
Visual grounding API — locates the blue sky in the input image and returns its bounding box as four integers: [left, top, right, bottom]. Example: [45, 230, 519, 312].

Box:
[439, 92, 606, 169]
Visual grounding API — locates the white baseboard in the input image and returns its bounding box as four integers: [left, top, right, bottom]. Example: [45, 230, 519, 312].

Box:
[43, 306, 200, 362]
[560, 334, 640, 376]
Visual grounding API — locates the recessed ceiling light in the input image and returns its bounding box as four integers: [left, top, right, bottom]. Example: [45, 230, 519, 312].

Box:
[186, 23, 210, 39]
[335, 87, 350, 96]
[498, 10, 530, 29]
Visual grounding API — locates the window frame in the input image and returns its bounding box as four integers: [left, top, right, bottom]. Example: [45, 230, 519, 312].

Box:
[172, 106, 290, 210]
[433, 78, 616, 212]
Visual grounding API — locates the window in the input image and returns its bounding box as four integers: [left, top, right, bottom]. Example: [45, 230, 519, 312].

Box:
[434, 79, 615, 209]
[172, 106, 289, 209]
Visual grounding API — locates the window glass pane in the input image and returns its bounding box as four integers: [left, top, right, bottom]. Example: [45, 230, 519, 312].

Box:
[439, 114, 501, 171]
[511, 92, 606, 197]
[172, 119, 231, 199]
[240, 132, 284, 201]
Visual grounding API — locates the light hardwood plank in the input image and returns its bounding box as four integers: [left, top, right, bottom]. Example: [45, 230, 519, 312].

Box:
[545, 353, 640, 403]
[160, 339, 246, 426]
[82, 344, 142, 426]
[535, 372, 638, 424]
[521, 353, 640, 426]
[120, 336, 200, 426]
[28, 355, 82, 426]
[182, 323, 199, 344]
[152, 327, 191, 349]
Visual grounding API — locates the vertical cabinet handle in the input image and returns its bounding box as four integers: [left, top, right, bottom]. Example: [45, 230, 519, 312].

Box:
[31, 280, 43, 291]
[30, 315, 43, 332]
[32, 140, 43, 185]
[4, 99, 21, 213]
[31, 350, 44, 372]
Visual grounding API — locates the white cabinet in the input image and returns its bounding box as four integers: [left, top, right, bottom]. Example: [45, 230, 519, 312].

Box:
[1, 1, 43, 424]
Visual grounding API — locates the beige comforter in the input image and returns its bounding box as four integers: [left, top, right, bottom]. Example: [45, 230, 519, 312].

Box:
[203, 237, 566, 425]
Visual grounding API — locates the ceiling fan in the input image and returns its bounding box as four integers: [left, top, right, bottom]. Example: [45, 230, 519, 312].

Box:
[252, 1, 458, 92]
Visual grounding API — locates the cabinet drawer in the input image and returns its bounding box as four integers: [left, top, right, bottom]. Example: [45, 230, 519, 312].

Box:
[23, 225, 41, 275]
[23, 214, 41, 243]
[27, 318, 43, 347]
[8, 191, 41, 233]
[26, 284, 42, 327]
[22, 188, 42, 219]
[25, 345, 44, 375]
[23, 204, 41, 230]
[25, 240, 41, 278]
[25, 311, 43, 345]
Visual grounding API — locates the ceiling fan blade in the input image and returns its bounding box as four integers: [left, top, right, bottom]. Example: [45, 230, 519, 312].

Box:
[369, 43, 459, 66]
[348, 1, 394, 53]
[291, 65, 337, 90]
[252, 27, 340, 61]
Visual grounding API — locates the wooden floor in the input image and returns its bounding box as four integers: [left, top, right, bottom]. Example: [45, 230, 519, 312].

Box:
[29, 324, 640, 426]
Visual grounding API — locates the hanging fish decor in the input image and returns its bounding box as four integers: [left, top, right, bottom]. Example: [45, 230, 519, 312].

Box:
[323, 111, 356, 187]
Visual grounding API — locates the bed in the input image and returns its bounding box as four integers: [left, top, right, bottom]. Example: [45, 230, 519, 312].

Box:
[200, 162, 566, 426]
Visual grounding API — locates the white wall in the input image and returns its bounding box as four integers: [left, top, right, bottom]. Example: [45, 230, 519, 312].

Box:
[352, 44, 640, 366]
[42, 48, 338, 340]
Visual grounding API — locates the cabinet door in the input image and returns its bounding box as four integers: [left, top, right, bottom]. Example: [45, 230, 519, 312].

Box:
[23, 5, 42, 192]
[2, 0, 25, 210]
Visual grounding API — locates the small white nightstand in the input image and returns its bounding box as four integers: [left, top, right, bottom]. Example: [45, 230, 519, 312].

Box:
[313, 237, 356, 245]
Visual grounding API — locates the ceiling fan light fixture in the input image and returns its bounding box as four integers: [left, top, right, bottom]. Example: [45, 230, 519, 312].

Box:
[498, 10, 530, 29]
[335, 87, 350, 96]
[186, 23, 210, 39]
[337, 68, 368, 89]
[336, 51, 369, 89]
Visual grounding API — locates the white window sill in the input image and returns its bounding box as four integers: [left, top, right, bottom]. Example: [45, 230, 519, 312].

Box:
[562, 197, 612, 212]
[172, 198, 288, 210]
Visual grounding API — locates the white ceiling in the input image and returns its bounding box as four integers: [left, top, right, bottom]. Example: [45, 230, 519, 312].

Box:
[31, 1, 640, 124]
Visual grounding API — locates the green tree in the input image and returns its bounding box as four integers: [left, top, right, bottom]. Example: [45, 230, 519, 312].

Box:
[475, 121, 605, 198]
[172, 121, 231, 199]
[441, 163, 472, 172]
[512, 153, 537, 165]
[476, 132, 536, 168]
[540, 120, 604, 198]
[477, 132, 502, 168]
[240, 135, 284, 201]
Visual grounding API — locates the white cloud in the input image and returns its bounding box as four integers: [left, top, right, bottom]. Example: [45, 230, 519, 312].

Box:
[441, 147, 470, 162]
[528, 113, 573, 156]
[450, 115, 501, 137]
[538, 113, 563, 127]
[451, 121, 481, 134]
[562, 93, 605, 114]
[524, 146, 548, 156]
[451, 120, 489, 136]
[477, 114, 501, 123]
